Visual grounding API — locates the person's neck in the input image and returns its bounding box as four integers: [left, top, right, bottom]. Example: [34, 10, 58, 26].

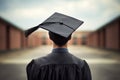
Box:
[53, 43, 67, 49]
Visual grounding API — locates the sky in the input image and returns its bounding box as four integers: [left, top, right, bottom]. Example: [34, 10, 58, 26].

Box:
[0, 0, 120, 31]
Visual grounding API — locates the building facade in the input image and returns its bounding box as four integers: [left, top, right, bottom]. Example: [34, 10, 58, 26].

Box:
[0, 17, 41, 51]
[87, 16, 120, 50]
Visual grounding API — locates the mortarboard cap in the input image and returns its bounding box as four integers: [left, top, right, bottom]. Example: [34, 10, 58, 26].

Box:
[25, 12, 84, 38]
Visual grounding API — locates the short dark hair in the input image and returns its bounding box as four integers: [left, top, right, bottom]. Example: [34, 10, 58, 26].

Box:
[49, 32, 71, 47]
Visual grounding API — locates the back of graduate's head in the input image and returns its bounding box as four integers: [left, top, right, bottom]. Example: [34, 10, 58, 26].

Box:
[49, 32, 71, 47]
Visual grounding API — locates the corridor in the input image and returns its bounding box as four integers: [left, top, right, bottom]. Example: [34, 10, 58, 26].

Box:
[0, 45, 120, 80]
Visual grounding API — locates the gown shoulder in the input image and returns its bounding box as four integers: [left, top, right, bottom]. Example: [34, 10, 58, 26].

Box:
[26, 58, 91, 80]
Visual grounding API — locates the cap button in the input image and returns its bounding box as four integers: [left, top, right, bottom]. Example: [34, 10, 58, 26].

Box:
[59, 22, 63, 25]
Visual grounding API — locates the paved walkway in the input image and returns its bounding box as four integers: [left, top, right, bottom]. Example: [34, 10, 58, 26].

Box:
[0, 45, 120, 80]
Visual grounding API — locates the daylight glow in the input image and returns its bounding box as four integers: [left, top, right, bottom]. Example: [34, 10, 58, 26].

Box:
[0, 0, 120, 31]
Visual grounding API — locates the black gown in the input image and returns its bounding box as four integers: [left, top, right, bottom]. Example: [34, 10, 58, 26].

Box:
[26, 48, 92, 80]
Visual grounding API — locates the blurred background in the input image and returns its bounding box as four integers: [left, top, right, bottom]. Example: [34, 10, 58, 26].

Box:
[0, 0, 120, 80]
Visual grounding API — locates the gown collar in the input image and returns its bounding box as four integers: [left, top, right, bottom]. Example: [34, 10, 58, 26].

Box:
[52, 48, 69, 53]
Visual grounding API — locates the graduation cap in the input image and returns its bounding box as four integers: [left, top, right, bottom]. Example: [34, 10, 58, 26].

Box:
[25, 12, 84, 38]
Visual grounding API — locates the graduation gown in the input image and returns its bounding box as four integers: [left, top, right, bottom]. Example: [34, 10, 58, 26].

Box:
[26, 48, 92, 80]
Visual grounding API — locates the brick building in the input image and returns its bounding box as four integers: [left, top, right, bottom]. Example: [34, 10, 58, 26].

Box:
[0, 17, 23, 51]
[0, 17, 41, 51]
[34, 31, 91, 46]
[2, 16, 119, 51]
[87, 16, 120, 50]
[70, 31, 91, 45]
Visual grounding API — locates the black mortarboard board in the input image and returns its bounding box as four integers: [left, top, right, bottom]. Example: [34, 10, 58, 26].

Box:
[25, 12, 84, 38]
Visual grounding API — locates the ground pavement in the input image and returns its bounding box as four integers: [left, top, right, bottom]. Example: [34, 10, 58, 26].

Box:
[0, 45, 120, 80]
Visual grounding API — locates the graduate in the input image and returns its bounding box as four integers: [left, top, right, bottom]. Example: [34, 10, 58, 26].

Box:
[25, 12, 92, 80]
